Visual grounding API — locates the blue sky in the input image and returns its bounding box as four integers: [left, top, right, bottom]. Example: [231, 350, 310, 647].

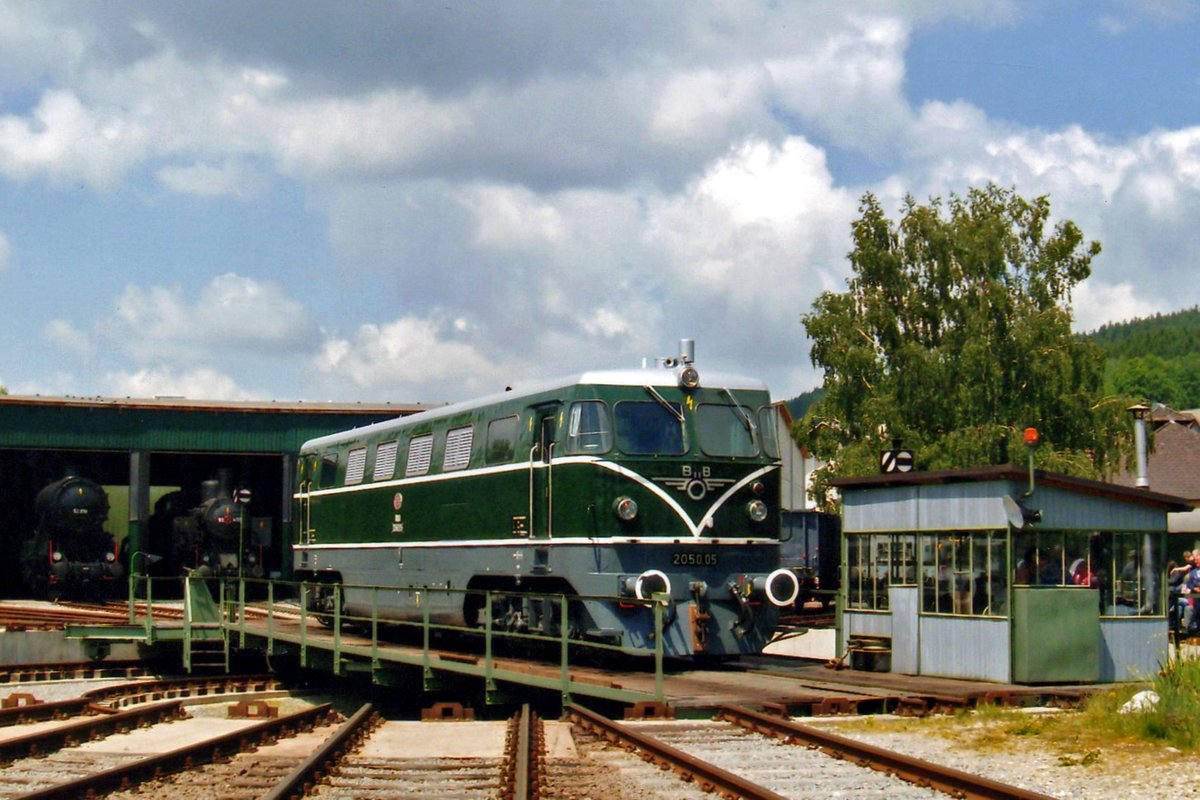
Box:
[0, 1, 1197, 405]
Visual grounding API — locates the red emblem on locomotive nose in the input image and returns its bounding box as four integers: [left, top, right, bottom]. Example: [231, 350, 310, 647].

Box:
[393, 493, 404, 511]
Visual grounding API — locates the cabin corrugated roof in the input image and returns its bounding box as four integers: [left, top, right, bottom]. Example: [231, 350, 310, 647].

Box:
[831, 463, 1192, 512]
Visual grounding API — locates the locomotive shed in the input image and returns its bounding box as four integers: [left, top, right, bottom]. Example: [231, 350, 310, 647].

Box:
[0, 394, 425, 612]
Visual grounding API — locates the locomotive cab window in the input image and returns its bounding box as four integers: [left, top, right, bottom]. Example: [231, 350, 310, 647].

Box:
[758, 406, 781, 459]
[486, 416, 519, 464]
[614, 400, 686, 455]
[565, 401, 612, 454]
[697, 403, 758, 458]
[319, 454, 339, 488]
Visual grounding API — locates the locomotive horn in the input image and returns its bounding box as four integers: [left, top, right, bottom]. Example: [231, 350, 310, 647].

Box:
[750, 568, 800, 607]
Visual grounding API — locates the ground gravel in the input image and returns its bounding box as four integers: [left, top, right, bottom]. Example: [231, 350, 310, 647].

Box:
[812, 711, 1200, 800]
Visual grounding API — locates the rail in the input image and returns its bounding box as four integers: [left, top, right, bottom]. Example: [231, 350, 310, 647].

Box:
[262, 702, 379, 800]
[13, 703, 336, 800]
[716, 704, 1059, 800]
[564, 703, 788, 800]
[502, 704, 542, 800]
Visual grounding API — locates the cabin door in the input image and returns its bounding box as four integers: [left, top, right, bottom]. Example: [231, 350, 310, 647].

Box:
[530, 406, 559, 538]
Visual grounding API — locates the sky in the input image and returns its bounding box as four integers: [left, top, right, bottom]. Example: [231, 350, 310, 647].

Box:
[0, 1, 1198, 406]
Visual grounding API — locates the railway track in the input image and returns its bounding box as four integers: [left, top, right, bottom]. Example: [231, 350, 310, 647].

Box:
[0, 677, 543, 800]
[562, 703, 1059, 800]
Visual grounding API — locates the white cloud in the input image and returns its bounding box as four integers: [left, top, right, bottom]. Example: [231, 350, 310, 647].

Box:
[0, 230, 10, 270]
[43, 319, 95, 362]
[103, 367, 257, 401]
[650, 66, 769, 143]
[315, 315, 509, 402]
[0, 90, 148, 188]
[98, 273, 320, 364]
[1072, 280, 1161, 333]
[156, 160, 264, 198]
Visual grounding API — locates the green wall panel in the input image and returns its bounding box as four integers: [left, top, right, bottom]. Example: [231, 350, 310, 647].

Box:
[1012, 588, 1100, 683]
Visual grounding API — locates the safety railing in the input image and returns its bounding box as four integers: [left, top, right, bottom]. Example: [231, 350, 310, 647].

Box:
[130, 574, 669, 702]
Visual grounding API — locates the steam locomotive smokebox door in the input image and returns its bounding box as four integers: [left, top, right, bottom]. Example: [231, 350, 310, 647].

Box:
[251, 517, 272, 546]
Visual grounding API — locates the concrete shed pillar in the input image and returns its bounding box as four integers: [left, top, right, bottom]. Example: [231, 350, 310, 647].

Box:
[127, 451, 151, 560]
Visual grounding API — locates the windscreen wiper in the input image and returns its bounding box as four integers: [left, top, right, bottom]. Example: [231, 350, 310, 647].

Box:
[722, 387, 758, 440]
[643, 385, 684, 422]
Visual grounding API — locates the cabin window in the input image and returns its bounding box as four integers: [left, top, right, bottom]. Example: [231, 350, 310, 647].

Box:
[614, 401, 686, 455]
[345, 447, 367, 485]
[373, 440, 399, 481]
[443, 426, 474, 472]
[1012, 529, 1161, 617]
[319, 454, 339, 488]
[564, 401, 612, 455]
[486, 416, 519, 464]
[758, 406, 781, 459]
[405, 434, 434, 477]
[697, 403, 758, 458]
[846, 533, 915, 611]
[919, 531, 1008, 617]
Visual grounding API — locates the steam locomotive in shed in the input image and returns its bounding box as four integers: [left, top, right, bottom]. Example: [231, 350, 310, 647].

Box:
[138, 473, 262, 582]
[21, 470, 122, 600]
[294, 341, 798, 659]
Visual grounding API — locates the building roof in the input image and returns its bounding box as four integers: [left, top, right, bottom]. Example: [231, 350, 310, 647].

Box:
[0, 394, 431, 416]
[1111, 418, 1200, 501]
[830, 463, 1192, 512]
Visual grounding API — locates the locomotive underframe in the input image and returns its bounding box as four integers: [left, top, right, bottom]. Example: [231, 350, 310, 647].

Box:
[294, 538, 783, 658]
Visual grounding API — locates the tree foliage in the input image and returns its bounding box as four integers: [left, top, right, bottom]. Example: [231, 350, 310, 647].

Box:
[799, 184, 1133, 505]
[1091, 307, 1200, 409]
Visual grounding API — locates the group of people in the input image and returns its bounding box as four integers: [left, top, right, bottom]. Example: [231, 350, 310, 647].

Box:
[1168, 549, 1200, 633]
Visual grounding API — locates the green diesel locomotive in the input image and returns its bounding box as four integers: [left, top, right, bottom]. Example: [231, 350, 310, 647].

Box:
[293, 341, 797, 658]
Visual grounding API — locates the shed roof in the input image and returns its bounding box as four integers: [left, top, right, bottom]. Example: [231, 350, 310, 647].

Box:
[830, 464, 1192, 513]
[0, 394, 431, 454]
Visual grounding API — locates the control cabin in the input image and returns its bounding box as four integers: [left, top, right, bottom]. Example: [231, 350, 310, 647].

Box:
[831, 465, 1191, 683]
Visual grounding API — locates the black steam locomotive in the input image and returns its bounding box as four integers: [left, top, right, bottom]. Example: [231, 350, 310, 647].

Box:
[21, 470, 122, 600]
[143, 473, 261, 580]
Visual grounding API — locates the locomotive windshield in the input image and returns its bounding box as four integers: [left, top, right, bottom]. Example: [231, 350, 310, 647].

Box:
[614, 400, 687, 455]
[697, 403, 758, 457]
[565, 401, 612, 454]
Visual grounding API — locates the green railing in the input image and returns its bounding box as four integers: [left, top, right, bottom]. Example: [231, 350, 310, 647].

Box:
[128, 574, 668, 704]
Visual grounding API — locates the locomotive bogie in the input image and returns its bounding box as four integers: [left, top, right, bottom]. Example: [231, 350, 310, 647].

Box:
[294, 353, 791, 658]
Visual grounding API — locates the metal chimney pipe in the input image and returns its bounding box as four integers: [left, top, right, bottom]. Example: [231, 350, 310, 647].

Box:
[1129, 404, 1150, 489]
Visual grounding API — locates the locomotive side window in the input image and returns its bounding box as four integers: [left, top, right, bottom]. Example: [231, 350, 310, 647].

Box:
[373, 440, 399, 481]
[565, 401, 612, 454]
[614, 401, 686, 455]
[345, 447, 367, 485]
[696, 403, 758, 457]
[486, 416, 519, 464]
[443, 426, 474, 472]
[406, 434, 434, 476]
[758, 406, 781, 458]
[319, 454, 339, 488]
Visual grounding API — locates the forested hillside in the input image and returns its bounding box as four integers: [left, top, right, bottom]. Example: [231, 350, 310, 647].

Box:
[785, 306, 1200, 416]
[1092, 307, 1200, 410]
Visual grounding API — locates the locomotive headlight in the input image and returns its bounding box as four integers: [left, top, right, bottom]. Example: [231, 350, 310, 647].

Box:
[746, 499, 768, 522]
[677, 365, 700, 389]
[51, 551, 64, 563]
[104, 552, 116, 563]
[613, 496, 639, 522]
